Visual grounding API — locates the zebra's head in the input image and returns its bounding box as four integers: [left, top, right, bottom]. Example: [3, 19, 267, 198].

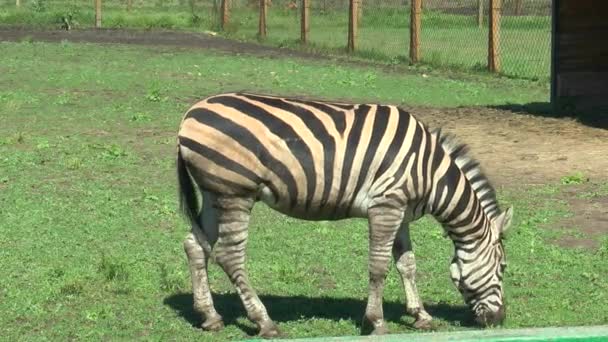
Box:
[449, 206, 513, 327]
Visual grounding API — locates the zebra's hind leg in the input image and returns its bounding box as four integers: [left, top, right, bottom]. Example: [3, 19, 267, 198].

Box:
[184, 231, 224, 331]
[183, 191, 224, 331]
[392, 223, 432, 330]
[213, 195, 281, 338]
[362, 205, 404, 335]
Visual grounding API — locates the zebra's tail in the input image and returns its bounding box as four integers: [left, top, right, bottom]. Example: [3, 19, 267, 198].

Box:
[177, 146, 199, 229]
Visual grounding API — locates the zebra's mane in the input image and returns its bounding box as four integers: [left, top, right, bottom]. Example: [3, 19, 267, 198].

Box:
[431, 128, 500, 221]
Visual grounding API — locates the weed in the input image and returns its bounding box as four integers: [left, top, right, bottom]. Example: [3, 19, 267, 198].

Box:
[130, 113, 151, 122]
[29, 0, 47, 13]
[98, 255, 130, 282]
[159, 264, 187, 292]
[88, 143, 129, 160]
[560, 172, 588, 185]
[59, 281, 84, 297]
[36, 140, 50, 149]
[65, 157, 83, 170]
[1, 132, 27, 145]
[145, 88, 168, 102]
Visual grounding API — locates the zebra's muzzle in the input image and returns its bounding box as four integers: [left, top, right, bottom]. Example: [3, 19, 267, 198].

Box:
[475, 305, 505, 327]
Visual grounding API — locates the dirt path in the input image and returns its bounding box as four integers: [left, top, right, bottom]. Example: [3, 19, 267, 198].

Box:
[0, 26, 363, 65]
[2, 26, 606, 248]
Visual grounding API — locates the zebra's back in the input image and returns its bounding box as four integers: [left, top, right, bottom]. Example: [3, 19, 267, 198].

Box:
[177, 92, 428, 220]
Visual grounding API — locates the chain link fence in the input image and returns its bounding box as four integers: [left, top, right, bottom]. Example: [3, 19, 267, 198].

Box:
[421, 0, 551, 79]
[0, 0, 552, 80]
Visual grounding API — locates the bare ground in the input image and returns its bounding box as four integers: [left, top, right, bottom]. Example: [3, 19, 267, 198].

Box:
[1, 27, 606, 249]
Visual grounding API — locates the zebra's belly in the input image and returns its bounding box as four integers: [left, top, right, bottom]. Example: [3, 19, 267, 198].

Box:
[255, 184, 370, 221]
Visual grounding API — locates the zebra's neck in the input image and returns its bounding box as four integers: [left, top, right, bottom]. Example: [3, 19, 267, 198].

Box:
[424, 129, 499, 249]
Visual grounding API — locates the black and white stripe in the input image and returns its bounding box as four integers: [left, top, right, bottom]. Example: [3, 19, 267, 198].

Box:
[176, 92, 513, 335]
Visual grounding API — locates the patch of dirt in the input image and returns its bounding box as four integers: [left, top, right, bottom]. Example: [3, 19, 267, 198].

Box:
[408, 106, 608, 188]
[548, 184, 608, 249]
[0, 26, 332, 62]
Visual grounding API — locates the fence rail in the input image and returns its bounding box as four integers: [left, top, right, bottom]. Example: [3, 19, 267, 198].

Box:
[0, 0, 552, 80]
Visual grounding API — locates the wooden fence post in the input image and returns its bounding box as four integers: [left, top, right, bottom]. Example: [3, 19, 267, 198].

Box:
[477, 0, 483, 28]
[258, 0, 267, 39]
[221, 0, 229, 30]
[95, 0, 102, 28]
[301, 0, 310, 44]
[488, 0, 501, 72]
[347, 0, 359, 52]
[410, 0, 421, 63]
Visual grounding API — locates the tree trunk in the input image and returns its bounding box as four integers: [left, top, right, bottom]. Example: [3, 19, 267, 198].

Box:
[16, 0, 21, 8]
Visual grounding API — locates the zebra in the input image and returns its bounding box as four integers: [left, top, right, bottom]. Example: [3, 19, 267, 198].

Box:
[176, 92, 513, 337]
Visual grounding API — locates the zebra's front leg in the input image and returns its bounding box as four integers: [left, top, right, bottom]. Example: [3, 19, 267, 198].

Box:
[392, 223, 432, 330]
[213, 196, 281, 338]
[183, 230, 224, 331]
[362, 205, 404, 335]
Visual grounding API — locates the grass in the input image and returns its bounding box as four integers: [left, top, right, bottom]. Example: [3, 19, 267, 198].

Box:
[0, 1, 551, 80]
[0, 41, 605, 340]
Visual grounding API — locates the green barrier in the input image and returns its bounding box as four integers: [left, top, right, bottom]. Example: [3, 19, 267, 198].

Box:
[242, 325, 608, 342]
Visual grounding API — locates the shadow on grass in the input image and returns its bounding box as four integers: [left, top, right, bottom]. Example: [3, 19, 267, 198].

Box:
[490, 102, 608, 130]
[164, 292, 473, 336]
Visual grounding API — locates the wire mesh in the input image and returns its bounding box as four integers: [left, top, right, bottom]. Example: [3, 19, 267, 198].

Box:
[0, 0, 552, 80]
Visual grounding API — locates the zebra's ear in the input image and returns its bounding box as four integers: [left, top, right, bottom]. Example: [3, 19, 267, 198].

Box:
[495, 206, 513, 237]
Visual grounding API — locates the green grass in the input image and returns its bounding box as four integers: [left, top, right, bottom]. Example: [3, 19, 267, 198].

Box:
[0, 1, 551, 80]
[0, 41, 605, 341]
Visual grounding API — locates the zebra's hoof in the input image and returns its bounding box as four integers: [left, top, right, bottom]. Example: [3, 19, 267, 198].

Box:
[413, 318, 432, 330]
[258, 321, 283, 339]
[371, 325, 389, 335]
[201, 315, 224, 332]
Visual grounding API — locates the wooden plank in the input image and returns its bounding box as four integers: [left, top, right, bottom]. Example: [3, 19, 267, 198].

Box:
[557, 72, 608, 97]
[558, 0, 608, 33]
[557, 31, 608, 72]
[410, 0, 421, 63]
[301, 0, 309, 44]
[488, 0, 501, 72]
